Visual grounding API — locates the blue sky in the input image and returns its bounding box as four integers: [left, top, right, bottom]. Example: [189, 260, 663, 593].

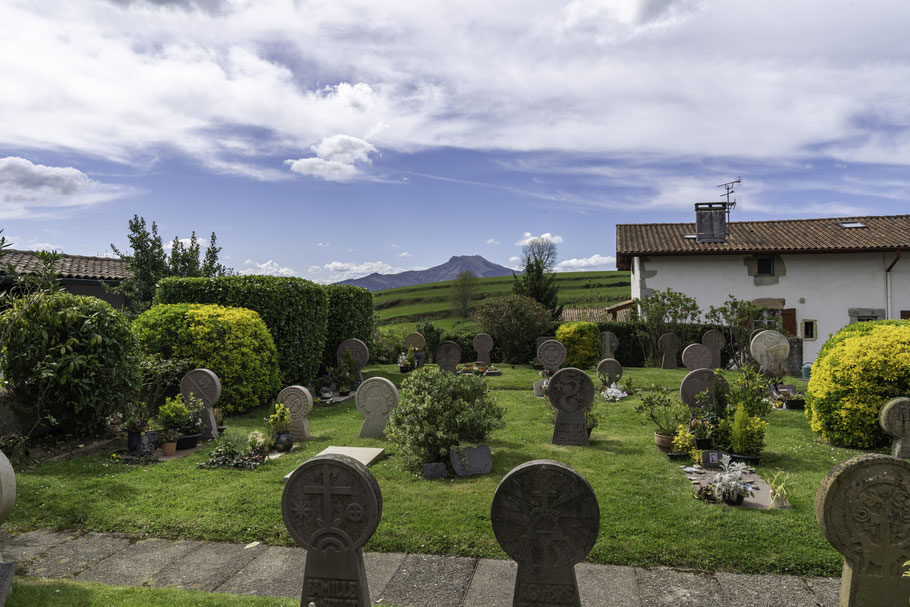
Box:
[2, 0, 909, 282]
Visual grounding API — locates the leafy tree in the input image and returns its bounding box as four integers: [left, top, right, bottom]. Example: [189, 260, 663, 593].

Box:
[521, 237, 558, 272]
[474, 294, 553, 363]
[513, 258, 561, 319]
[704, 295, 781, 368]
[630, 288, 702, 365]
[450, 270, 478, 318]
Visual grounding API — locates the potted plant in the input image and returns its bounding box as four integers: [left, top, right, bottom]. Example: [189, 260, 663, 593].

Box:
[157, 396, 190, 455]
[695, 454, 754, 506]
[729, 406, 769, 464]
[160, 428, 182, 457]
[689, 416, 714, 450]
[398, 352, 411, 373]
[267, 402, 293, 452]
[634, 387, 690, 453]
[118, 400, 150, 454]
[406, 347, 417, 370]
[176, 393, 204, 450]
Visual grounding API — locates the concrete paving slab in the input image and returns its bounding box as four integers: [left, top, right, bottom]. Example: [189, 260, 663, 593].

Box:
[716, 572, 823, 607]
[148, 540, 267, 591]
[215, 545, 303, 598]
[0, 530, 75, 565]
[462, 558, 516, 607]
[363, 551, 407, 600]
[75, 538, 202, 586]
[578, 563, 641, 607]
[377, 553, 477, 607]
[805, 576, 840, 607]
[26, 532, 130, 579]
[636, 567, 724, 607]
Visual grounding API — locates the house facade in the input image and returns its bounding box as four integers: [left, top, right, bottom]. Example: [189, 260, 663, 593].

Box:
[616, 209, 910, 362]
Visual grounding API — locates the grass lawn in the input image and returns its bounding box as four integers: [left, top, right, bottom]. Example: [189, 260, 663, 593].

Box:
[6, 365, 867, 577]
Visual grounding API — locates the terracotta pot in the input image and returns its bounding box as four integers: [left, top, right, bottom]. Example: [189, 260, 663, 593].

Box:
[162, 442, 177, 456]
[654, 432, 674, 453]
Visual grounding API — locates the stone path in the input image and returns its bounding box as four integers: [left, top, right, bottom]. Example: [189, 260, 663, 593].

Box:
[0, 529, 839, 606]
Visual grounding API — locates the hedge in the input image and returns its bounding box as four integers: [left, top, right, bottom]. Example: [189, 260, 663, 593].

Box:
[156, 275, 328, 386]
[322, 284, 373, 370]
[594, 321, 732, 368]
[556, 321, 600, 368]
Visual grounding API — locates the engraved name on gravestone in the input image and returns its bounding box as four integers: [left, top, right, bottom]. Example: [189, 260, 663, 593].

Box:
[702, 329, 725, 370]
[473, 333, 494, 365]
[0, 450, 17, 603]
[404, 333, 426, 367]
[491, 460, 600, 607]
[180, 369, 221, 440]
[549, 368, 594, 446]
[879, 397, 910, 459]
[435, 341, 461, 374]
[816, 454, 910, 607]
[277, 386, 314, 442]
[750, 330, 790, 375]
[682, 343, 713, 371]
[680, 369, 730, 411]
[337, 339, 369, 384]
[537, 339, 567, 374]
[283, 453, 382, 607]
[599, 331, 619, 360]
[355, 377, 398, 439]
[658, 333, 681, 370]
[597, 358, 622, 386]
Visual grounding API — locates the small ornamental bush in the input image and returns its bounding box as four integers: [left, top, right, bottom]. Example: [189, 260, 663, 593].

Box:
[386, 368, 505, 470]
[133, 303, 281, 414]
[0, 292, 140, 437]
[474, 295, 554, 363]
[806, 322, 910, 448]
[556, 321, 600, 368]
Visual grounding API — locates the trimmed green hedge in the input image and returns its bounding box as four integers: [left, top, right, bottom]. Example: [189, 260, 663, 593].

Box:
[133, 304, 281, 414]
[595, 321, 731, 368]
[556, 321, 600, 368]
[322, 284, 373, 370]
[155, 276, 328, 386]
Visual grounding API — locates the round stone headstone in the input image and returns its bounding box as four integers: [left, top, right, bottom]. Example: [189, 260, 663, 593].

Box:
[337, 338, 369, 369]
[880, 397, 910, 458]
[597, 358, 623, 385]
[277, 385, 313, 442]
[537, 339, 567, 371]
[404, 332, 426, 350]
[702, 329, 725, 368]
[599, 331, 619, 357]
[680, 368, 730, 409]
[750, 330, 790, 374]
[472, 333, 493, 353]
[548, 367, 595, 414]
[435, 341, 461, 373]
[180, 368, 221, 408]
[355, 377, 399, 438]
[658, 333, 681, 353]
[682, 343, 713, 371]
[0, 451, 16, 526]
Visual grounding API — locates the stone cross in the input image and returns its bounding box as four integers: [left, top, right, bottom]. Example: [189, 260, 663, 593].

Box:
[879, 397, 910, 459]
[355, 377, 398, 439]
[658, 333, 680, 369]
[277, 385, 313, 442]
[816, 453, 910, 606]
[180, 369, 221, 440]
[283, 453, 382, 607]
[750, 330, 790, 375]
[702, 329, 725, 370]
[435, 341, 461, 374]
[0, 450, 14, 601]
[473, 333, 494, 365]
[548, 368, 594, 446]
[599, 331, 619, 360]
[597, 358, 623, 386]
[537, 339, 567, 374]
[337, 339, 370, 384]
[491, 459, 600, 607]
[682, 343, 713, 371]
[680, 369, 730, 411]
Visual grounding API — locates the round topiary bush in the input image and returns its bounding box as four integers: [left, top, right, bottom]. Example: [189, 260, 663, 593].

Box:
[805, 322, 910, 448]
[133, 303, 281, 414]
[0, 292, 141, 437]
[386, 367, 505, 470]
[556, 321, 600, 368]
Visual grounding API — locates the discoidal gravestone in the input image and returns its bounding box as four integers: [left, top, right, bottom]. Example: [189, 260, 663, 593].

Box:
[702, 329, 725, 370]
[276, 385, 313, 442]
[680, 369, 730, 411]
[435, 340, 461, 374]
[537, 339, 566, 374]
[355, 377, 398, 439]
[599, 331, 618, 360]
[549, 368, 594, 446]
[596, 358, 622, 386]
[337, 338, 369, 384]
[750, 330, 790, 375]
[879, 397, 910, 459]
[682, 343, 712, 371]
[404, 332, 426, 367]
[473, 332, 494, 365]
[658, 333, 680, 369]
[180, 368, 221, 440]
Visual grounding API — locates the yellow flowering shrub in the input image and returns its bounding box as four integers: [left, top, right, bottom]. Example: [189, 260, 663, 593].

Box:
[555, 321, 600, 369]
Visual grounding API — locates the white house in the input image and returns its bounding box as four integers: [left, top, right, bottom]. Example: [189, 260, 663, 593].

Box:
[616, 207, 910, 361]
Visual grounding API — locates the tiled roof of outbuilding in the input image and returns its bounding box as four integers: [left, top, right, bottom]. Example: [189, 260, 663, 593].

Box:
[0, 250, 130, 280]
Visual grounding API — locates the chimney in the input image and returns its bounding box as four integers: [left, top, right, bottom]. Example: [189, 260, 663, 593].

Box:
[695, 202, 727, 243]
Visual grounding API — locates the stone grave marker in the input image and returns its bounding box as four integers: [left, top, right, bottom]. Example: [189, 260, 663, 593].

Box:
[879, 397, 910, 459]
[282, 453, 381, 607]
[537, 339, 567, 374]
[816, 453, 910, 606]
[750, 330, 790, 375]
[180, 368, 221, 440]
[599, 331, 619, 360]
[702, 329, 725, 370]
[473, 333, 494, 365]
[658, 333, 681, 369]
[355, 377, 398, 439]
[680, 368, 730, 411]
[450, 445, 493, 477]
[491, 459, 600, 607]
[405, 332, 426, 367]
[549, 367, 594, 446]
[701, 450, 723, 469]
[682, 343, 713, 371]
[596, 358, 623, 386]
[337, 338, 369, 384]
[0, 450, 16, 601]
[533, 336, 557, 367]
[277, 385, 314, 442]
[435, 340, 461, 374]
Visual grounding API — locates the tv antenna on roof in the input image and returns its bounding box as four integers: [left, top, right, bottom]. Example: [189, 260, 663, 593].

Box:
[717, 178, 740, 210]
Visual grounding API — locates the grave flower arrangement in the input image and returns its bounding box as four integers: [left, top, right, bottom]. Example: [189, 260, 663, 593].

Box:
[198, 429, 269, 470]
[600, 384, 628, 402]
[110, 400, 150, 434]
[266, 402, 293, 452]
[695, 454, 754, 505]
[398, 352, 411, 372]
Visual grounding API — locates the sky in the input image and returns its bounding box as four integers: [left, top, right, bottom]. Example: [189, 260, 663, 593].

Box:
[2, 0, 910, 283]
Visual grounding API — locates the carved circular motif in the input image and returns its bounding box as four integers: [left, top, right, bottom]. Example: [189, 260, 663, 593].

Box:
[181, 369, 222, 408]
[404, 332, 426, 350]
[548, 368, 594, 414]
[278, 386, 313, 417]
[282, 454, 382, 552]
[680, 369, 730, 408]
[879, 397, 910, 439]
[435, 341, 461, 368]
[750, 330, 790, 369]
[537, 339, 567, 370]
[0, 450, 16, 526]
[337, 339, 369, 368]
[682, 343, 713, 371]
[355, 377, 398, 418]
[473, 333, 494, 353]
[491, 459, 599, 567]
[596, 358, 623, 383]
[658, 333, 680, 353]
[599, 331, 619, 353]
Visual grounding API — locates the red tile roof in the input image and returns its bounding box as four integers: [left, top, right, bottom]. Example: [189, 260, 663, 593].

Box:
[616, 214, 910, 270]
[0, 250, 130, 281]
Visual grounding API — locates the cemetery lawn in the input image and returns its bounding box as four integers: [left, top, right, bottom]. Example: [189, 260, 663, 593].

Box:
[8, 365, 861, 577]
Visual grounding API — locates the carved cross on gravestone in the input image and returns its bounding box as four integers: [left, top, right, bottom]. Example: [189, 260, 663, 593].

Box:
[816, 454, 910, 606]
[750, 330, 790, 376]
[680, 369, 730, 412]
[879, 397, 910, 459]
[404, 332, 426, 367]
[282, 453, 382, 607]
[548, 368, 594, 446]
[435, 341, 461, 374]
[355, 377, 398, 439]
[658, 333, 680, 369]
[597, 358, 622, 386]
[599, 331, 619, 360]
[180, 369, 221, 440]
[473, 333, 494, 365]
[537, 339, 567, 375]
[0, 451, 15, 602]
[337, 339, 369, 384]
[682, 343, 713, 371]
[702, 329, 725, 370]
[491, 459, 600, 607]
[277, 386, 313, 442]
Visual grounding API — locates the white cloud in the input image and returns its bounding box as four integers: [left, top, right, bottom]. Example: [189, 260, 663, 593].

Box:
[27, 241, 63, 252]
[164, 236, 210, 251]
[239, 259, 297, 276]
[322, 259, 408, 281]
[556, 254, 617, 271]
[515, 232, 564, 246]
[286, 134, 377, 182]
[314, 242, 329, 247]
[486, 238, 500, 245]
[508, 256, 520, 263]
[307, 265, 321, 273]
[398, 251, 411, 258]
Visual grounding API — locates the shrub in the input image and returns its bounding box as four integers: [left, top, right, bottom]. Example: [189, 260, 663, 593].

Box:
[556, 321, 600, 368]
[416, 318, 443, 362]
[139, 353, 193, 416]
[133, 303, 281, 414]
[322, 284, 373, 370]
[155, 275, 328, 386]
[386, 368, 505, 470]
[729, 407, 768, 456]
[0, 292, 140, 437]
[371, 323, 406, 364]
[805, 322, 910, 448]
[474, 295, 554, 363]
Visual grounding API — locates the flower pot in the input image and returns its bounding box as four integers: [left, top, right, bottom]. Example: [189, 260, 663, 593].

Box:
[162, 442, 177, 457]
[722, 493, 745, 506]
[320, 391, 333, 400]
[654, 432, 674, 453]
[399, 365, 411, 373]
[694, 437, 713, 450]
[176, 433, 201, 451]
[273, 431, 293, 452]
[127, 430, 142, 454]
[338, 390, 350, 397]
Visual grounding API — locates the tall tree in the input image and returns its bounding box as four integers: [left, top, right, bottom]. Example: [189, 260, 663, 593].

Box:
[450, 270, 478, 317]
[513, 258, 561, 319]
[521, 237, 558, 272]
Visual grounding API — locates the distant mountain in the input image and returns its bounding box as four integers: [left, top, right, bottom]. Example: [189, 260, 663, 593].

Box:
[337, 255, 517, 291]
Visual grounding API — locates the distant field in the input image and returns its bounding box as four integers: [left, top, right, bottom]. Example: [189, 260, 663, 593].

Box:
[373, 270, 631, 332]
